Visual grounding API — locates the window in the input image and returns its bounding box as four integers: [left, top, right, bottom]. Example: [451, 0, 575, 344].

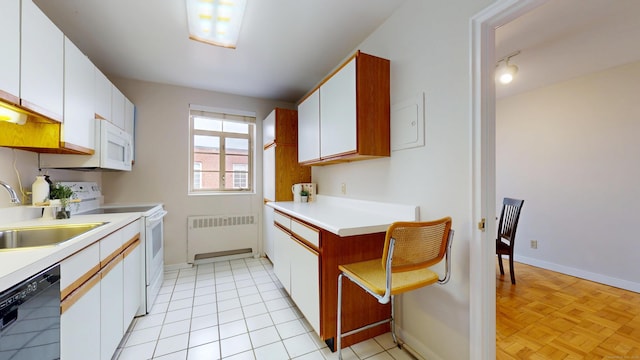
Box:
[189, 106, 256, 194]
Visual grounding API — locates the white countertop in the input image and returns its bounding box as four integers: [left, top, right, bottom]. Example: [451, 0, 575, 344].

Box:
[0, 212, 141, 292]
[267, 195, 419, 236]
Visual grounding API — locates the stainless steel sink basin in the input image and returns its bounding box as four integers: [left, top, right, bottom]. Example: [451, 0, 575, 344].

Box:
[0, 223, 106, 250]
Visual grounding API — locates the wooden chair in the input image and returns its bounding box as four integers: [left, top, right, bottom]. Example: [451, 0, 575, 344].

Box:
[336, 217, 454, 358]
[496, 197, 525, 284]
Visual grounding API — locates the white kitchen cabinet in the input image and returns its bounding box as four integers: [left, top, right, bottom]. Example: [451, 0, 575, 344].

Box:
[320, 58, 357, 158]
[297, 51, 390, 165]
[273, 223, 292, 293]
[263, 109, 276, 145]
[100, 254, 124, 360]
[60, 242, 101, 360]
[263, 145, 276, 202]
[297, 89, 321, 163]
[21, 0, 64, 122]
[263, 205, 275, 259]
[111, 86, 126, 130]
[94, 68, 112, 121]
[63, 37, 95, 150]
[290, 233, 320, 335]
[60, 273, 101, 360]
[0, 0, 20, 103]
[123, 239, 142, 327]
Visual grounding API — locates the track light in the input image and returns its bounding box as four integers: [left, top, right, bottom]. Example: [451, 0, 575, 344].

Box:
[495, 51, 520, 84]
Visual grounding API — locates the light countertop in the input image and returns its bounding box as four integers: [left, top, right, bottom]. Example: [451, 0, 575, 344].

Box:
[266, 195, 419, 236]
[0, 213, 141, 292]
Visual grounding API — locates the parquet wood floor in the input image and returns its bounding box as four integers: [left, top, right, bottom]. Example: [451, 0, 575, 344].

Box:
[496, 261, 640, 359]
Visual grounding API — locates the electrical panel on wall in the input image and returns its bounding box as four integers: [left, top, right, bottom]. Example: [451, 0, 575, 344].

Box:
[391, 92, 425, 151]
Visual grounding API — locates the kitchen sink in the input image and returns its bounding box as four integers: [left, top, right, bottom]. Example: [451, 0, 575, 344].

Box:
[0, 223, 106, 250]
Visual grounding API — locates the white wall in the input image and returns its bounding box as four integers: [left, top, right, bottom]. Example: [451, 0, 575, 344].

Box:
[313, 0, 492, 358]
[102, 78, 293, 266]
[496, 60, 640, 291]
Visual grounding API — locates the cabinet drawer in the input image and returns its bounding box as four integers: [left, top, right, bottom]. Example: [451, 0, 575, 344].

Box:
[100, 231, 123, 266]
[291, 219, 319, 248]
[60, 242, 100, 299]
[274, 211, 291, 230]
[121, 220, 141, 247]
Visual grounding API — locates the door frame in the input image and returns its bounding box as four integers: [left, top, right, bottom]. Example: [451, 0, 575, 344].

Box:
[469, 0, 548, 359]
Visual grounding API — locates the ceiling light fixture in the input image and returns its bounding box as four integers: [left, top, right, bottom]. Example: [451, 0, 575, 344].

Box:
[495, 50, 520, 85]
[185, 0, 247, 49]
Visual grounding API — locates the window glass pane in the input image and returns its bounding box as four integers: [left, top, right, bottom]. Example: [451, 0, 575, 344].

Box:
[226, 138, 248, 155]
[223, 121, 248, 134]
[194, 135, 220, 152]
[194, 117, 222, 131]
[193, 153, 220, 171]
[195, 171, 220, 190]
[193, 162, 203, 189]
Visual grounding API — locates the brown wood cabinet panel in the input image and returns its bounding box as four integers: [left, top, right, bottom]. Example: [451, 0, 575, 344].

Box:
[355, 52, 390, 158]
[274, 144, 310, 201]
[320, 230, 391, 349]
[273, 108, 299, 146]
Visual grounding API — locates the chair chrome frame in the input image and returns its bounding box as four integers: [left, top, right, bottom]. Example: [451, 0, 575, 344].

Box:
[336, 229, 454, 359]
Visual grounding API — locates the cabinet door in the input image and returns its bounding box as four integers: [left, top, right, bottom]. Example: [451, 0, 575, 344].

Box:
[320, 57, 357, 158]
[63, 37, 95, 149]
[111, 86, 126, 129]
[0, 0, 20, 101]
[263, 109, 276, 146]
[61, 274, 101, 360]
[273, 225, 292, 294]
[100, 255, 124, 360]
[290, 240, 320, 335]
[94, 68, 112, 120]
[21, 0, 64, 121]
[263, 205, 275, 259]
[263, 146, 276, 202]
[297, 89, 320, 163]
[123, 241, 141, 328]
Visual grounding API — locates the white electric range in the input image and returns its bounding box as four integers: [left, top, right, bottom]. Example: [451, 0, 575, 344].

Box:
[60, 182, 166, 316]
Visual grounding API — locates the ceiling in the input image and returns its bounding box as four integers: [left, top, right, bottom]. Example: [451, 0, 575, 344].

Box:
[35, 0, 406, 103]
[35, 0, 640, 103]
[495, 0, 640, 98]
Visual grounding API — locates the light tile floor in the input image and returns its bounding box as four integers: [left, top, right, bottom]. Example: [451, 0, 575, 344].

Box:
[114, 257, 415, 360]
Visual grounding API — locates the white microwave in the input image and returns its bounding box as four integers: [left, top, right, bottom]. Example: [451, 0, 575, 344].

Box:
[40, 120, 133, 171]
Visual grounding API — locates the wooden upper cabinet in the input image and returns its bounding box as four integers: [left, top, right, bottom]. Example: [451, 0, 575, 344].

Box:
[21, 0, 64, 122]
[0, 0, 20, 104]
[262, 108, 311, 202]
[298, 51, 390, 166]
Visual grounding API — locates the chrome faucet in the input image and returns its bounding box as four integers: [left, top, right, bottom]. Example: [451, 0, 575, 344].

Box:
[0, 180, 21, 205]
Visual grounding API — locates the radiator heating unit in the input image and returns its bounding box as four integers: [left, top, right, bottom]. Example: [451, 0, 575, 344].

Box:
[187, 214, 258, 263]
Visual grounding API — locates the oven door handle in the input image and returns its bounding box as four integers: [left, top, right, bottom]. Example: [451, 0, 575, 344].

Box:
[147, 210, 168, 224]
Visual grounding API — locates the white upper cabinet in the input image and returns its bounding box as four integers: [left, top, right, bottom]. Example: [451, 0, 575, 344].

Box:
[64, 37, 95, 150]
[0, 0, 20, 102]
[124, 97, 135, 135]
[21, 0, 64, 122]
[262, 109, 276, 146]
[297, 88, 321, 163]
[111, 86, 126, 129]
[319, 58, 357, 158]
[296, 51, 390, 166]
[94, 68, 112, 121]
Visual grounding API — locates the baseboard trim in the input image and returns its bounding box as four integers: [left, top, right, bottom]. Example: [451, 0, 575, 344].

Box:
[515, 255, 640, 293]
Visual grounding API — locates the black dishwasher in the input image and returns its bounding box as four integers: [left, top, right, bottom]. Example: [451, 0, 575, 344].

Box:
[0, 265, 60, 360]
